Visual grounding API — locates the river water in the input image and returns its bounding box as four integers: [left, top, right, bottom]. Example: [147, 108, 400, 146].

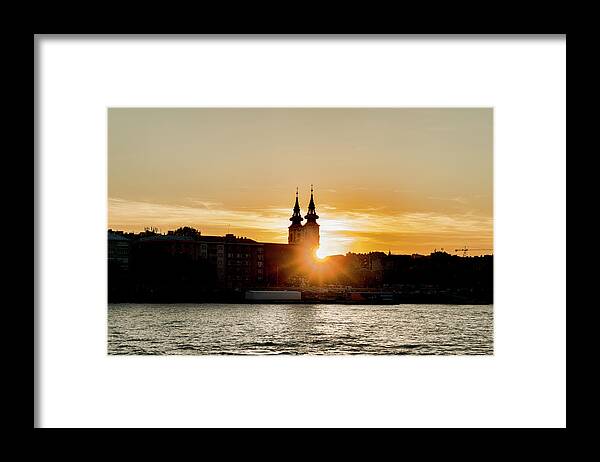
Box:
[108, 303, 493, 355]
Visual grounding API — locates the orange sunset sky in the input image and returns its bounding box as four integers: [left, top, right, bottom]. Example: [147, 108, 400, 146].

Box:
[108, 108, 493, 257]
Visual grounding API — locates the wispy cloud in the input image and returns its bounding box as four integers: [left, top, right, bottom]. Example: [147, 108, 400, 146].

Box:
[186, 199, 224, 209]
[427, 196, 469, 205]
[109, 197, 285, 231]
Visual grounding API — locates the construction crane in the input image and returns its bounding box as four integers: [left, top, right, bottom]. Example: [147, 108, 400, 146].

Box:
[454, 247, 493, 257]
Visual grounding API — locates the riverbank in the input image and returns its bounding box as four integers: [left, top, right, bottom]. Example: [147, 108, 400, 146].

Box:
[108, 288, 492, 305]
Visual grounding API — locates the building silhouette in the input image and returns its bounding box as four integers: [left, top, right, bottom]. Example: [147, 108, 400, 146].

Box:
[107, 186, 493, 303]
[108, 230, 131, 271]
[288, 185, 320, 254]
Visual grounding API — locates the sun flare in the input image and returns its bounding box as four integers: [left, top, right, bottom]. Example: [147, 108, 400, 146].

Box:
[316, 247, 327, 259]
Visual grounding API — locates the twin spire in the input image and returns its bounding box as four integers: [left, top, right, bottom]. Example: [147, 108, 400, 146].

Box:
[290, 187, 303, 224]
[305, 184, 319, 221]
[290, 185, 318, 223]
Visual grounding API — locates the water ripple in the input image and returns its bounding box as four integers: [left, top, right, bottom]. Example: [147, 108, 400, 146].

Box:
[108, 303, 493, 355]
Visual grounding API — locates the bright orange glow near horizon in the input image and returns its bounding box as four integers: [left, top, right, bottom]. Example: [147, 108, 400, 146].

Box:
[109, 108, 493, 256]
[316, 247, 328, 260]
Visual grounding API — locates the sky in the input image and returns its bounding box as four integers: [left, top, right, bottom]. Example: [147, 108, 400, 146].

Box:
[108, 108, 493, 257]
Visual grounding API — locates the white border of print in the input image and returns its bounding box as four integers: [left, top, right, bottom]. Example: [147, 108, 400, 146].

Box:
[35, 35, 566, 428]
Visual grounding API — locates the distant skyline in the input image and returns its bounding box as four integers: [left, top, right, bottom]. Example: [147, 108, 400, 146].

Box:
[108, 108, 493, 256]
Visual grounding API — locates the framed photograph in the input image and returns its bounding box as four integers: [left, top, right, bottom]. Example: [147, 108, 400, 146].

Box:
[107, 107, 494, 356]
[35, 35, 566, 428]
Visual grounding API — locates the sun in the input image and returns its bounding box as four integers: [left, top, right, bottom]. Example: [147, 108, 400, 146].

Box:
[316, 247, 327, 259]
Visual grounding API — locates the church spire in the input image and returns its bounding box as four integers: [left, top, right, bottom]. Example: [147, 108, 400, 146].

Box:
[305, 184, 319, 221]
[289, 187, 303, 224]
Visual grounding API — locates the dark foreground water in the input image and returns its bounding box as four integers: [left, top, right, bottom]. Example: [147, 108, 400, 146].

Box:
[108, 303, 493, 355]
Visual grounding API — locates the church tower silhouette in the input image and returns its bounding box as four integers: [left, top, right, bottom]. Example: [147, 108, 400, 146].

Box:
[302, 185, 320, 251]
[287, 185, 320, 253]
[288, 187, 304, 245]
